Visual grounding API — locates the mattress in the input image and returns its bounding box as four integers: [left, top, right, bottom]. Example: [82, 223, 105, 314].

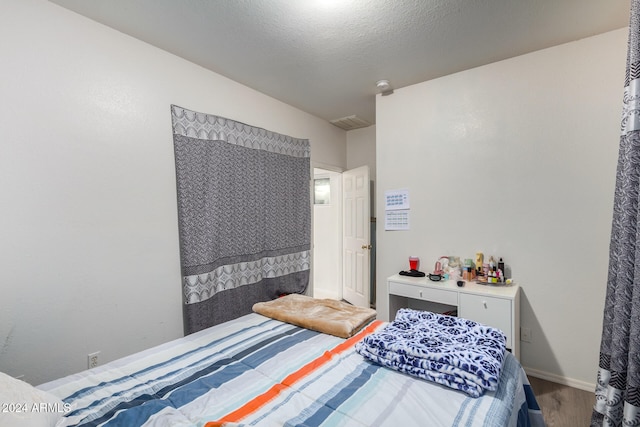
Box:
[38, 313, 544, 427]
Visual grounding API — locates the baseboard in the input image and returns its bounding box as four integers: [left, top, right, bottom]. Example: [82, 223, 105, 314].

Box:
[523, 367, 595, 392]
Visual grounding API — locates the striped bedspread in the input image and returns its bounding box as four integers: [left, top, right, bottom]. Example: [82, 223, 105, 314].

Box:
[38, 313, 544, 427]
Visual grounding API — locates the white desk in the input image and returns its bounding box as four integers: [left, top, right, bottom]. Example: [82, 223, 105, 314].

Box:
[387, 274, 520, 359]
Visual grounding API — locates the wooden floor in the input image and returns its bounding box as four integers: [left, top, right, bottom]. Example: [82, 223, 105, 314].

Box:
[529, 376, 595, 427]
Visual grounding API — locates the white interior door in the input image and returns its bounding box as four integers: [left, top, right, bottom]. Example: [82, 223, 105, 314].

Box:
[342, 165, 370, 308]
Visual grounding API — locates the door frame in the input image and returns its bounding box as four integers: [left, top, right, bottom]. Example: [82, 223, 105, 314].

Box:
[310, 162, 344, 300]
[341, 165, 371, 308]
[310, 162, 374, 307]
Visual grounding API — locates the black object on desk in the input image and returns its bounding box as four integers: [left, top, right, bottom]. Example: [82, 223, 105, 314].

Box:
[399, 269, 425, 277]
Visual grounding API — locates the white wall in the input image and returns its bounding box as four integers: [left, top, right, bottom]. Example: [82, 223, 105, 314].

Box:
[376, 29, 626, 388]
[0, 0, 346, 385]
[347, 126, 376, 170]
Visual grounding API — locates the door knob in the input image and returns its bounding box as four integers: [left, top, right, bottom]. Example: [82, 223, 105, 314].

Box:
[361, 244, 372, 250]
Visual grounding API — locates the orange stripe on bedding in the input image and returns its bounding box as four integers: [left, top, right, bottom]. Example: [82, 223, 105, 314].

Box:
[205, 320, 383, 427]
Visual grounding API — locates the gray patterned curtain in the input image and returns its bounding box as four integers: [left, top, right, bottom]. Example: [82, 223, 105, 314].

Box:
[171, 105, 311, 334]
[592, 2, 640, 425]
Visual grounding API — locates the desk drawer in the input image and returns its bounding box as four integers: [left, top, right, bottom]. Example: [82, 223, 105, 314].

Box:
[459, 293, 512, 348]
[389, 281, 457, 306]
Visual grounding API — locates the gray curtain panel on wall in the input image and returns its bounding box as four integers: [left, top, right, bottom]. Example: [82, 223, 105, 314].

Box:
[592, 2, 640, 425]
[171, 105, 311, 334]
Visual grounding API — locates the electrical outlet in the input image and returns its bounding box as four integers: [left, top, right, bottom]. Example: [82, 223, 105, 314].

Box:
[521, 327, 532, 343]
[88, 351, 100, 369]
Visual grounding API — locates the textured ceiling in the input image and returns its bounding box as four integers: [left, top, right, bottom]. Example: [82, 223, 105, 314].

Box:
[49, 0, 631, 126]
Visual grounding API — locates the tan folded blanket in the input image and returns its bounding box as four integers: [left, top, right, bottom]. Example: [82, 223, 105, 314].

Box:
[252, 294, 377, 338]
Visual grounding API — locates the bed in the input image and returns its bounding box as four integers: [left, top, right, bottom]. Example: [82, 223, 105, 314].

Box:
[18, 304, 545, 427]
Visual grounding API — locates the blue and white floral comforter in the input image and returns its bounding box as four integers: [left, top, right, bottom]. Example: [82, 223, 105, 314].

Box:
[355, 308, 507, 397]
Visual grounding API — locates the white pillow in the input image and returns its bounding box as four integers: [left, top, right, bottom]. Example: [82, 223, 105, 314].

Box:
[0, 372, 68, 427]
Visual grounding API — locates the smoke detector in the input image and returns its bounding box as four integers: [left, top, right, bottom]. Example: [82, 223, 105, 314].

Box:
[376, 79, 394, 96]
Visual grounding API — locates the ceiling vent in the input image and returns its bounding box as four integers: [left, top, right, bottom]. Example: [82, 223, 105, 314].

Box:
[330, 115, 371, 131]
